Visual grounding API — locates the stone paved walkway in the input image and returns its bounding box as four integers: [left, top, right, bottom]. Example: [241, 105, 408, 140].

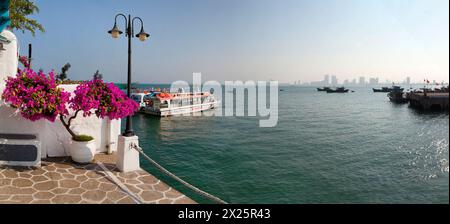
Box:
[0, 155, 196, 204]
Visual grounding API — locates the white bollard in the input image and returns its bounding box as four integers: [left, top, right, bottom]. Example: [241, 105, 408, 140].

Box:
[116, 135, 140, 172]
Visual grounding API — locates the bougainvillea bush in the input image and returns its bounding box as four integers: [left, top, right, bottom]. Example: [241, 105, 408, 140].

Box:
[2, 68, 139, 142]
[2, 68, 69, 122]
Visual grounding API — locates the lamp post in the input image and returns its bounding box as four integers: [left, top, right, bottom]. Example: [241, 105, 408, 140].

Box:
[108, 14, 150, 137]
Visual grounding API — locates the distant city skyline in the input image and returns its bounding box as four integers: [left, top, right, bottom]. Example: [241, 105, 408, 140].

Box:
[15, 0, 449, 84]
[295, 74, 447, 86]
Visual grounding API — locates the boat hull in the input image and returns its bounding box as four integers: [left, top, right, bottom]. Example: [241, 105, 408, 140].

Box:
[317, 87, 331, 92]
[326, 90, 349, 93]
[143, 102, 219, 117]
[388, 92, 408, 104]
[373, 88, 390, 93]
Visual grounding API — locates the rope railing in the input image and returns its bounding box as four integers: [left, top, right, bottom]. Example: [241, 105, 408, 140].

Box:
[131, 143, 228, 204]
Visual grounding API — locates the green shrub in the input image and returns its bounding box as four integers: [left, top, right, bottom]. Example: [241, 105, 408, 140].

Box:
[72, 135, 94, 142]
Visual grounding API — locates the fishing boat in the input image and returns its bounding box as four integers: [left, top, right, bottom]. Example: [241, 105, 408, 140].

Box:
[373, 87, 391, 93]
[141, 91, 220, 117]
[326, 87, 349, 93]
[388, 86, 408, 103]
[317, 87, 331, 92]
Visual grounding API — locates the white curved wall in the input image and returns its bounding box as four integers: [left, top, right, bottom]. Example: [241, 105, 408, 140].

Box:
[0, 30, 18, 94]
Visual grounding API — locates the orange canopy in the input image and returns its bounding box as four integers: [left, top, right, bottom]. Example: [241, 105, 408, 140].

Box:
[157, 93, 174, 101]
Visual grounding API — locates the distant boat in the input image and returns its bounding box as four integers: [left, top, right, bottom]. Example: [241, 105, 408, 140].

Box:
[326, 87, 349, 93]
[317, 87, 331, 92]
[388, 86, 408, 103]
[373, 87, 391, 93]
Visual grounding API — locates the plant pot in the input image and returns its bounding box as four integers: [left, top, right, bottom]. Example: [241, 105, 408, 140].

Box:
[69, 139, 96, 164]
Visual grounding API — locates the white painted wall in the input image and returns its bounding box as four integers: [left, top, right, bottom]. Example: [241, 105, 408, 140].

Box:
[0, 31, 121, 158]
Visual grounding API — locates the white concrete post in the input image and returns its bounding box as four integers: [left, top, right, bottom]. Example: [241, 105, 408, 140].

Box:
[116, 135, 140, 172]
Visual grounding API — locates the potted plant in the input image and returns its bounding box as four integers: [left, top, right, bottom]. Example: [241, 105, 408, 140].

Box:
[2, 68, 138, 163]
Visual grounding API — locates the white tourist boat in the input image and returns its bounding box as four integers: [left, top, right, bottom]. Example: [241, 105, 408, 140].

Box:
[131, 90, 220, 117]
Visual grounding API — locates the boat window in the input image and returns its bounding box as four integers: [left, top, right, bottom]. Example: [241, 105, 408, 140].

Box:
[160, 101, 169, 109]
[131, 95, 142, 103]
[172, 99, 182, 107]
[143, 95, 152, 101]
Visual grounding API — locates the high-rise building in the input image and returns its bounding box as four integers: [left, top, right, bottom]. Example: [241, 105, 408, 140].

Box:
[324, 75, 330, 86]
[359, 77, 366, 86]
[369, 77, 379, 85]
[406, 77, 411, 85]
[331, 75, 338, 86]
[343, 79, 349, 85]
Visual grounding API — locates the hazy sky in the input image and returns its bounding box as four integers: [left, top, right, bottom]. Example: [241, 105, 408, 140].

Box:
[15, 0, 449, 84]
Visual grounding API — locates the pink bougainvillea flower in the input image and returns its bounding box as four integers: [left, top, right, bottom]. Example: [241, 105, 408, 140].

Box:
[70, 79, 139, 120]
[2, 68, 138, 138]
[2, 68, 69, 122]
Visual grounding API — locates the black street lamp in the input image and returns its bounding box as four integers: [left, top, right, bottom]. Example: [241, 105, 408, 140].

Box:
[108, 14, 150, 137]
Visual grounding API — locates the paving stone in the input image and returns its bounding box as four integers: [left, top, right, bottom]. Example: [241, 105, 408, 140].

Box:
[42, 165, 56, 172]
[0, 186, 21, 194]
[51, 195, 82, 204]
[174, 196, 197, 204]
[59, 179, 80, 188]
[18, 188, 37, 194]
[0, 179, 12, 187]
[117, 197, 136, 204]
[10, 195, 34, 203]
[0, 195, 11, 200]
[30, 200, 52, 204]
[12, 178, 33, 188]
[30, 169, 46, 176]
[140, 191, 164, 202]
[18, 173, 32, 178]
[125, 184, 141, 194]
[45, 172, 64, 181]
[51, 188, 70, 194]
[125, 179, 141, 185]
[68, 188, 86, 195]
[120, 172, 139, 179]
[56, 169, 69, 174]
[33, 192, 56, 200]
[138, 175, 158, 185]
[99, 182, 117, 192]
[165, 189, 184, 199]
[158, 199, 173, 204]
[136, 184, 154, 191]
[106, 191, 128, 202]
[154, 182, 170, 192]
[31, 175, 49, 183]
[62, 173, 75, 179]
[68, 168, 87, 175]
[82, 190, 106, 202]
[86, 171, 103, 179]
[34, 181, 57, 191]
[3, 170, 19, 178]
[81, 179, 100, 190]
[75, 175, 88, 182]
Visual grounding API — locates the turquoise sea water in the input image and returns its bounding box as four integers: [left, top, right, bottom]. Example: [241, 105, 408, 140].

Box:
[122, 85, 449, 204]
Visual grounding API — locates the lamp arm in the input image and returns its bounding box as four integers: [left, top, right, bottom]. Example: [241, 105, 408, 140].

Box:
[132, 17, 144, 36]
[115, 13, 128, 35]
